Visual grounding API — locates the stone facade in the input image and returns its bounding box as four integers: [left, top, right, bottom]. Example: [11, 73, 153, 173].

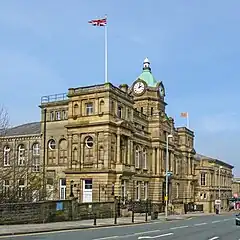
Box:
[0, 122, 42, 202]
[232, 178, 240, 198]
[0, 59, 234, 213]
[194, 154, 233, 213]
[39, 58, 196, 213]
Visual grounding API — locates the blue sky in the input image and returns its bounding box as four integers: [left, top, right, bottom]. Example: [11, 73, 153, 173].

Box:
[0, 1, 239, 174]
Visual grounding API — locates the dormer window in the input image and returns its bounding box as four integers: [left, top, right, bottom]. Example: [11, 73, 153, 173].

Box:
[86, 102, 93, 115]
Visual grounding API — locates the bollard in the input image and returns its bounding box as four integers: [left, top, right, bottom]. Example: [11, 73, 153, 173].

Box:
[132, 210, 134, 223]
[93, 213, 97, 226]
[114, 197, 118, 224]
[145, 200, 148, 222]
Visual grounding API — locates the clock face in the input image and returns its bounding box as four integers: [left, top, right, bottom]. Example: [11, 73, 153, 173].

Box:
[133, 81, 145, 95]
[159, 84, 165, 97]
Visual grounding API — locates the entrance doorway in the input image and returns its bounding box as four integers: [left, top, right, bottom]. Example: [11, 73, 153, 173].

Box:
[82, 179, 93, 202]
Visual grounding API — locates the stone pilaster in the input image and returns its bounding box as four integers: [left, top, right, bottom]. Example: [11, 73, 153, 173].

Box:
[116, 132, 121, 163]
[156, 148, 160, 175]
[152, 148, 156, 174]
[127, 138, 131, 165]
[67, 134, 73, 169]
[94, 132, 98, 167]
[80, 140, 84, 167]
[103, 132, 111, 169]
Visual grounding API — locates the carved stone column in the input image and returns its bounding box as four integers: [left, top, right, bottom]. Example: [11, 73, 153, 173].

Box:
[127, 138, 131, 165]
[152, 148, 156, 174]
[116, 132, 121, 163]
[95, 132, 99, 168]
[103, 132, 110, 169]
[80, 139, 84, 168]
[67, 134, 73, 169]
[130, 139, 133, 165]
[78, 134, 81, 170]
[156, 148, 160, 175]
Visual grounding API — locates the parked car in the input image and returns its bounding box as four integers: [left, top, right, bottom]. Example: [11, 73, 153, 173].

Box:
[236, 213, 240, 225]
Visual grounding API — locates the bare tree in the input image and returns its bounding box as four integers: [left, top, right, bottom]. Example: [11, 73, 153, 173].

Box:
[0, 107, 46, 203]
[0, 107, 9, 137]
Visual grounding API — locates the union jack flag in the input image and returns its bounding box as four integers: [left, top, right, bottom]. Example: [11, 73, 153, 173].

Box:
[88, 17, 107, 26]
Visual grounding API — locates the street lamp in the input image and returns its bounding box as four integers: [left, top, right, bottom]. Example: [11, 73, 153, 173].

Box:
[218, 166, 223, 213]
[165, 134, 173, 219]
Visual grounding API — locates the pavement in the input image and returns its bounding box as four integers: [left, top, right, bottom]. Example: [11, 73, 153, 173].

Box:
[0, 212, 239, 240]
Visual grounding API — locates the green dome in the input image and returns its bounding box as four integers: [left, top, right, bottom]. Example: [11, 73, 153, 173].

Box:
[137, 58, 158, 87]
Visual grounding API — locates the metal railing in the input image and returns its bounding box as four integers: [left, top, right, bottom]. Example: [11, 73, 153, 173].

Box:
[41, 93, 68, 104]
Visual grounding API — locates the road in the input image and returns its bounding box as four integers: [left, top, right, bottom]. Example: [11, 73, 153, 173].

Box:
[1, 214, 239, 240]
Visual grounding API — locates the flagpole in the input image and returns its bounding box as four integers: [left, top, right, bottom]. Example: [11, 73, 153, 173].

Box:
[104, 15, 108, 83]
[187, 113, 190, 129]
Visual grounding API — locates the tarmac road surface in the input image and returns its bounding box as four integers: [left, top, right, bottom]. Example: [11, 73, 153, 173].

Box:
[1, 213, 239, 240]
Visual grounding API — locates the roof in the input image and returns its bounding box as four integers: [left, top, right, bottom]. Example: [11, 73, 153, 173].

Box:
[137, 58, 158, 87]
[3, 122, 41, 137]
[195, 153, 234, 169]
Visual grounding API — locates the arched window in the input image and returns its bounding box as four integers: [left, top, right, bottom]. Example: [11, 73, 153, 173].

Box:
[47, 139, 56, 165]
[59, 139, 67, 164]
[111, 146, 115, 162]
[84, 136, 94, 164]
[73, 147, 78, 162]
[85, 136, 93, 148]
[135, 146, 140, 168]
[3, 146, 10, 166]
[73, 104, 79, 117]
[48, 139, 56, 150]
[32, 143, 40, 172]
[142, 148, 147, 169]
[176, 183, 179, 199]
[18, 144, 25, 165]
[99, 100, 104, 113]
[99, 146, 104, 163]
[72, 147, 78, 169]
[32, 143, 40, 156]
[120, 139, 126, 164]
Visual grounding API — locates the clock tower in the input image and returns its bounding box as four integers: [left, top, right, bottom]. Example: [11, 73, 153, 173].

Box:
[130, 58, 167, 117]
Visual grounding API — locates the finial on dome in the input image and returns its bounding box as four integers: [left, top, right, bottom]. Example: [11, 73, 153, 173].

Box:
[143, 57, 151, 70]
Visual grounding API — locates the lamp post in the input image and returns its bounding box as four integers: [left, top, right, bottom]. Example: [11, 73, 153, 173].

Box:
[218, 166, 223, 213]
[42, 108, 47, 200]
[165, 134, 173, 219]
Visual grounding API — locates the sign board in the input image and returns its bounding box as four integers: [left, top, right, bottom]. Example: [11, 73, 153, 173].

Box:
[215, 199, 221, 205]
[56, 201, 63, 211]
[164, 196, 168, 201]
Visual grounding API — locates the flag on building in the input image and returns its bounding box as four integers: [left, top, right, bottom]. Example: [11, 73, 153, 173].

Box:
[180, 112, 188, 118]
[180, 112, 190, 129]
[88, 17, 107, 26]
[88, 16, 108, 83]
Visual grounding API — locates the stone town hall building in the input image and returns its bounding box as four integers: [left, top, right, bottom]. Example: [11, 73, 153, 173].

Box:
[40, 58, 196, 208]
[0, 58, 233, 213]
